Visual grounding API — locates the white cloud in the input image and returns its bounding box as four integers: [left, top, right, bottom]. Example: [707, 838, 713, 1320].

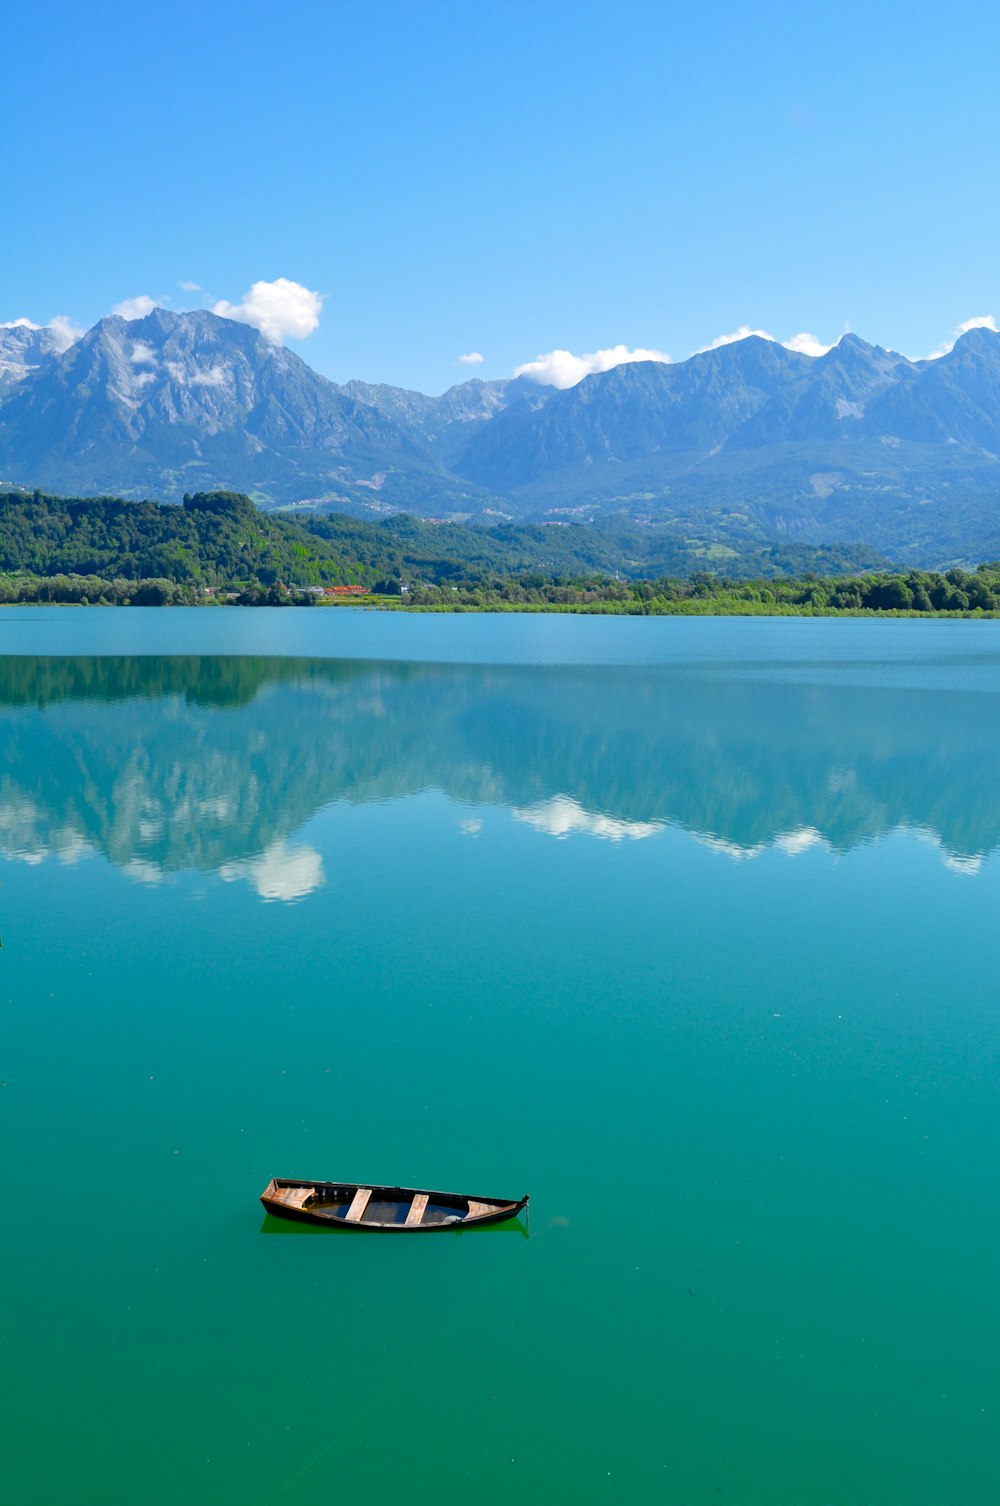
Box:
[1, 314, 83, 351]
[693, 824, 838, 862]
[0, 796, 95, 866]
[784, 331, 833, 357]
[458, 351, 484, 365]
[514, 345, 669, 389]
[113, 295, 156, 321]
[127, 340, 158, 366]
[512, 795, 663, 842]
[924, 314, 997, 360]
[957, 315, 997, 335]
[695, 326, 832, 357]
[212, 277, 323, 343]
[943, 853, 983, 876]
[693, 833, 764, 861]
[47, 315, 85, 351]
[163, 360, 230, 388]
[53, 829, 96, 865]
[697, 325, 775, 352]
[219, 838, 325, 902]
[179, 280, 202, 292]
[514, 343, 671, 389]
[772, 826, 827, 856]
[913, 826, 986, 875]
[189, 365, 229, 388]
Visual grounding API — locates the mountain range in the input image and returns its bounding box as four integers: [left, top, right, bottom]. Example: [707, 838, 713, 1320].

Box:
[3, 307, 1000, 564]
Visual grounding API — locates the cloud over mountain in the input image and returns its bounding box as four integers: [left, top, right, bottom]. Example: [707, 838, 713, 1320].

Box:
[112, 295, 157, 321]
[514, 343, 671, 389]
[696, 325, 833, 357]
[1, 315, 83, 353]
[783, 331, 834, 357]
[923, 314, 998, 361]
[212, 277, 324, 343]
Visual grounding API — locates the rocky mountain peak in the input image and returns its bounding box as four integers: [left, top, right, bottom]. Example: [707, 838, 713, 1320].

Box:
[946, 325, 1000, 359]
[0, 321, 67, 398]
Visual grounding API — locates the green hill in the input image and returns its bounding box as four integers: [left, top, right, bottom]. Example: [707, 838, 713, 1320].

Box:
[0, 487, 996, 615]
[0, 487, 887, 595]
[0, 489, 371, 589]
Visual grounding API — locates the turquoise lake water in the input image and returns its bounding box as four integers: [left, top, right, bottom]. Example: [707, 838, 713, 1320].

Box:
[2, 609, 999, 1505]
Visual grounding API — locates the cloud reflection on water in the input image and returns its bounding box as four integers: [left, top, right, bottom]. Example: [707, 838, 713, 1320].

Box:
[0, 653, 995, 896]
[219, 839, 325, 902]
[513, 795, 663, 842]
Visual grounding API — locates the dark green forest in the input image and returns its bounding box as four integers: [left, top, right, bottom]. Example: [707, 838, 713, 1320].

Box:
[0, 487, 998, 614]
[0, 486, 886, 587]
[0, 489, 367, 588]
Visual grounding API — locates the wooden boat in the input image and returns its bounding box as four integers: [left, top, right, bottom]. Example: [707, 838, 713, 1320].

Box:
[261, 1177, 529, 1232]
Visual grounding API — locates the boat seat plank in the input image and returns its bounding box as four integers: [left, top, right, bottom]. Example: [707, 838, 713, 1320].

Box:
[275, 1185, 313, 1208]
[466, 1200, 499, 1219]
[405, 1193, 430, 1227]
[345, 1187, 373, 1223]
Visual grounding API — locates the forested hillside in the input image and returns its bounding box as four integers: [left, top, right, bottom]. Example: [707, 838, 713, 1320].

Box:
[1, 487, 997, 614]
[0, 487, 885, 590]
[0, 489, 370, 587]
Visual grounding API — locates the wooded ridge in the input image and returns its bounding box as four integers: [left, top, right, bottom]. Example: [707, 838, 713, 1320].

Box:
[1, 488, 997, 614]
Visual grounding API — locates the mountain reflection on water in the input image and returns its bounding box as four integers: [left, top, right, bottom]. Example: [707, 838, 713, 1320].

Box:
[0, 653, 996, 890]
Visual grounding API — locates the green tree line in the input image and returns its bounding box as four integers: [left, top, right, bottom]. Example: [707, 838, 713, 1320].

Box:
[0, 487, 998, 614]
[396, 564, 1000, 614]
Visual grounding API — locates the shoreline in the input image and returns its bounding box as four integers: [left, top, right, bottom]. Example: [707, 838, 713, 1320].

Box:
[2, 597, 999, 619]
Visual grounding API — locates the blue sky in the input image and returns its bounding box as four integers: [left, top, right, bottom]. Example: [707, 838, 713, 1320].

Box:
[4, 0, 1000, 392]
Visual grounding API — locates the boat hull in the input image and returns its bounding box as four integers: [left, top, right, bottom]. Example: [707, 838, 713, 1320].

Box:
[260, 1178, 529, 1232]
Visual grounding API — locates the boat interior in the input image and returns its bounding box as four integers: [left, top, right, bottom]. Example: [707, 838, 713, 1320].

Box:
[267, 1182, 514, 1228]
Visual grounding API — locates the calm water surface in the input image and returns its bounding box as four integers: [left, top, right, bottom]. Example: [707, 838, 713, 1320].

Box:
[2, 610, 999, 1505]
